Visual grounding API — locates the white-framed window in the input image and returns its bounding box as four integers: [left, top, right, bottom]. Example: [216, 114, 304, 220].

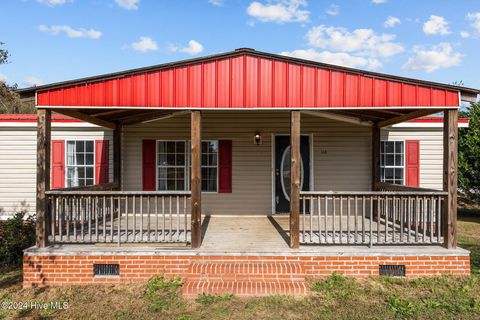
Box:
[66, 140, 95, 187]
[380, 141, 404, 185]
[156, 140, 218, 192]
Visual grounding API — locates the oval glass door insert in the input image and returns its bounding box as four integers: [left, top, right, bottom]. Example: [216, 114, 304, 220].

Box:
[280, 146, 304, 202]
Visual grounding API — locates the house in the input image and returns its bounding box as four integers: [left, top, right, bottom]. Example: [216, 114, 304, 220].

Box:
[16, 48, 478, 296]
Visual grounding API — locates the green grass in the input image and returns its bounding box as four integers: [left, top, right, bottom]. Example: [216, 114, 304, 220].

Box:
[1, 214, 480, 319]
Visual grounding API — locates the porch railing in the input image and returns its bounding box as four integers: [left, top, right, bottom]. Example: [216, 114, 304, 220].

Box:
[45, 191, 191, 244]
[300, 189, 447, 246]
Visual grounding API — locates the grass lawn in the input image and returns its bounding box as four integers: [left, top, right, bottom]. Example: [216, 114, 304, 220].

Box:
[1, 215, 480, 320]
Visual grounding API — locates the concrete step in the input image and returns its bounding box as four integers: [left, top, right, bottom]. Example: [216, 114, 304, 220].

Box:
[182, 280, 310, 298]
[185, 261, 305, 281]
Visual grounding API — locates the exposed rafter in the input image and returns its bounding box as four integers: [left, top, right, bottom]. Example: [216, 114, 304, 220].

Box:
[55, 109, 117, 129]
[377, 109, 441, 127]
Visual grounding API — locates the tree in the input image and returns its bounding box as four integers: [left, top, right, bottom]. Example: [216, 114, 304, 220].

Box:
[0, 42, 35, 114]
[458, 103, 480, 205]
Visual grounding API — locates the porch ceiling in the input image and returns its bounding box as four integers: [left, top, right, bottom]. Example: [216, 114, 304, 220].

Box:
[51, 107, 440, 128]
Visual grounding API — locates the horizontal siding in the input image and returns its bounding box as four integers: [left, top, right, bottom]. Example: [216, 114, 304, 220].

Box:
[123, 111, 372, 215]
[0, 127, 112, 219]
[381, 128, 443, 190]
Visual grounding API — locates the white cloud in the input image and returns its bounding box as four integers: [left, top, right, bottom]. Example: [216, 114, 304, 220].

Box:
[24, 76, 44, 87]
[115, 0, 139, 10]
[467, 12, 480, 33]
[38, 24, 102, 39]
[131, 36, 158, 52]
[246, 0, 309, 24]
[372, 0, 386, 4]
[281, 49, 382, 69]
[306, 25, 404, 58]
[168, 40, 204, 55]
[403, 43, 462, 73]
[36, 0, 70, 6]
[0, 73, 7, 83]
[326, 4, 339, 16]
[423, 15, 451, 35]
[460, 31, 470, 38]
[384, 16, 400, 28]
[209, 0, 224, 6]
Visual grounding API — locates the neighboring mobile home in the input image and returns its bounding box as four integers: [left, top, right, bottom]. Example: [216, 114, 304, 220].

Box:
[15, 48, 479, 296]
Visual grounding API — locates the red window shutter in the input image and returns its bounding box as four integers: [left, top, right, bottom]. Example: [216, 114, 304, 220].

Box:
[51, 140, 65, 189]
[218, 140, 232, 193]
[95, 140, 109, 184]
[142, 140, 156, 191]
[405, 140, 420, 187]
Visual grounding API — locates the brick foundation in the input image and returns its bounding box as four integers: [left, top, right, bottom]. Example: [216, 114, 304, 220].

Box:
[23, 253, 471, 295]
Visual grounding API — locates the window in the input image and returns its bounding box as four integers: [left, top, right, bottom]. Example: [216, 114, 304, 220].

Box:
[66, 140, 94, 187]
[380, 141, 404, 185]
[156, 140, 218, 192]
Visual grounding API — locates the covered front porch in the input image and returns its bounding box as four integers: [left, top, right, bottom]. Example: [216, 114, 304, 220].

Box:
[36, 107, 457, 250]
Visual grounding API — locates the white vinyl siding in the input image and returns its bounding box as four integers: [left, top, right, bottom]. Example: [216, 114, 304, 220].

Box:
[0, 127, 112, 219]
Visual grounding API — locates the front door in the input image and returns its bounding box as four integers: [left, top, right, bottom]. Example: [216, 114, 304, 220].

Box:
[275, 135, 310, 214]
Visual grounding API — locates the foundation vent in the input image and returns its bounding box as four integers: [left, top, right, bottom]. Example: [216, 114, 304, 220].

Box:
[379, 265, 405, 277]
[94, 264, 120, 277]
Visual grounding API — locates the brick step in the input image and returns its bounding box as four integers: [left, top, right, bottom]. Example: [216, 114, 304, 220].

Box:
[185, 261, 305, 281]
[182, 280, 310, 298]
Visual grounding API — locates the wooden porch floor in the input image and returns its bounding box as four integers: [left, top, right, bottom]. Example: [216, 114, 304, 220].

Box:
[49, 214, 442, 248]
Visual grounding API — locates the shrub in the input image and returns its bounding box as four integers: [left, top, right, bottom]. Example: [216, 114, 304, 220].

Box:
[0, 211, 35, 266]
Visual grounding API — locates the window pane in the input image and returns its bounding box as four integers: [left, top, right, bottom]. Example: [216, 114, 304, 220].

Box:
[158, 168, 167, 180]
[85, 178, 94, 186]
[395, 154, 403, 166]
[166, 141, 175, 153]
[202, 154, 208, 166]
[86, 167, 94, 180]
[167, 153, 176, 166]
[76, 141, 84, 153]
[158, 153, 167, 166]
[380, 142, 385, 153]
[176, 153, 185, 165]
[86, 141, 94, 153]
[176, 141, 185, 153]
[385, 142, 394, 153]
[86, 153, 94, 165]
[209, 154, 217, 166]
[395, 141, 403, 153]
[158, 142, 166, 154]
[67, 141, 75, 165]
[385, 154, 394, 166]
[385, 168, 394, 180]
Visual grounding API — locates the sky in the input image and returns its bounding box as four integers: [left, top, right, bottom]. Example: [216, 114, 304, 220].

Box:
[0, 0, 479, 89]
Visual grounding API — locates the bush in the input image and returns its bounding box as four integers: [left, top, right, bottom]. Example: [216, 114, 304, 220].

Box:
[0, 211, 35, 266]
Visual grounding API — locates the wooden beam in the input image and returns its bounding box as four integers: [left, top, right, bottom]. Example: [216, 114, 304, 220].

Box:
[55, 109, 117, 129]
[443, 109, 458, 249]
[290, 110, 300, 249]
[90, 109, 131, 117]
[113, 125, 122, 189]
[190, 111, 202, 248]
[372, 124, 381, 190]
[377, 109, 440, 127]
[36, 109, 51, 248]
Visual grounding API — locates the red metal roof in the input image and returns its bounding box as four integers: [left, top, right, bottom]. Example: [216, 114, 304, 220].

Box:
[22, 49, 472, 110]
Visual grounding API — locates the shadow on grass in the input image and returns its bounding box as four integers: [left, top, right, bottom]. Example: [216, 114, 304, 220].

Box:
[0, 266, 22, 290]
[458, 213, 480, 274]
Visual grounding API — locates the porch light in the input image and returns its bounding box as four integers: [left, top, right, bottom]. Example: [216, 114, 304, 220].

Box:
[254, 132, 262, 145]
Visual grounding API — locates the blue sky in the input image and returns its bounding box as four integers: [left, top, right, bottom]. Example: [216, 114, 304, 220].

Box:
[0, 0, 479, 89]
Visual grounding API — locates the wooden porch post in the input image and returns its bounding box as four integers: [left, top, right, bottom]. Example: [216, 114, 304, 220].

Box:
[371, 124, 381, 191]
[290, 111, 300, 249]
[113, 124, 122, 189]
[191, 111, 202, 248]
[443, 109, 458, 249]
[36, 108, 51, 248]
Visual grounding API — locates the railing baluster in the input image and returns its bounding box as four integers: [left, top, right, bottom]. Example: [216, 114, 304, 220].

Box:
[184, 195, 188, 242]
[423, 196, 427, 243]
[117, 196, 121, 246]
[51, 195, 56, 244]
[339, 196, 343, 244]
[369, 196, 373, 247]
[140, 195, 143, 242]
[332, 196, 336, 244]
[354, 195, 358, 244]
[347, 196, 351, 244]
[308, 196, 314, 243]
[155, 195, 159, 242]
[302, 196, 306, 243]
[147, 196, 151, 242]
[362, 196, 366, 244]
[110, 196, 114, 243]
[324, 196, 328, 244]
[176, 195, 180, 242]
[169, 196, 173, 242]
[317, 196, 321, 244]
[162, 196, 166, 242]
[437, 196, 442, 243]
[132, 195, 136, 242]
[400, 196, 404, 243]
